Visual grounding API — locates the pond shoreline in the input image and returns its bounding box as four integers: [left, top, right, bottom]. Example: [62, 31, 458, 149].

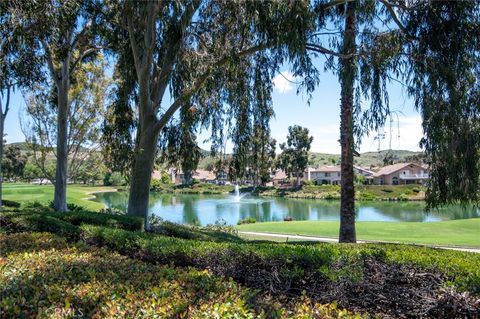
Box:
[91, 191, 478, 226]
[147, 183, 427, 202]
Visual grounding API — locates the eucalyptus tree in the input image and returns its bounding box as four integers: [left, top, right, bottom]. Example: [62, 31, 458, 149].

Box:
[278, 125, 313, 186]
[102, 0, 318, 223]
[22, 56, 110, 185]
[305, 0, 421, 242]
[158, 108, 203, 186]
[233, 65, 276, 186]
[306, 0, 479, 242]
[0, 1, 40, 208]
[8, 0, 102, 211]
[401, 1, 480, 209]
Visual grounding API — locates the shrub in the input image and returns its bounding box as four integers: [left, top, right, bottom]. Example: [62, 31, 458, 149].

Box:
[302, 180, 315, 186]
[160, 171, 172, 184]
[237, 217, 256, 225]
[1, 232, 363, 319]
[359, 192, 376, 201]
[48, 202, 85, 212]
[48, 210, 143, 231]
[81, 225, 368, 297]
[23, 201, 53, 212]
[81, 224, 480, 296]
[67, 203, 85, 212]
[149, 216, 240, 242]
[1, 208, 143, 235]
[381, 188, 394, 193]
[324, 192, 340, 200]
[99, 207, 125, 215]
[2, 213, 80, 240]
[2, 200, 20, 208]
[103, 171, 125, 186]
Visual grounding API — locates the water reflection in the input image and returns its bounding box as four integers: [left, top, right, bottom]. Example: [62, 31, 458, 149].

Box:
[92, 192, 480, 226]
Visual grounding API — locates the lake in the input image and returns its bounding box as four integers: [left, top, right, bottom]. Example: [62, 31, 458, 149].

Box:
[91, 191, 480, 226]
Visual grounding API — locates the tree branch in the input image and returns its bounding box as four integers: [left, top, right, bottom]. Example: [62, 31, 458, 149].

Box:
[152, 0, 202, 110]
[152, 43, 270, 133]
[319, 0, 355, 11]
[71, 47, 102, 72]
[3, 86, 11, 118]
[40, 39, 60, 86]
[379, 0, 418, 40]
[126, 6, 142, 76]
[70, 19, 91, 50]
[306, 43, 357, 59]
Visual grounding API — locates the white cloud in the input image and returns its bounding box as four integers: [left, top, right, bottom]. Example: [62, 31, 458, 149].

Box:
[272, 71, 295, 94]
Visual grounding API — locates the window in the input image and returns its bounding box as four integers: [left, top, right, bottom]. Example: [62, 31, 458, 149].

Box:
[392, 177, 399, 185]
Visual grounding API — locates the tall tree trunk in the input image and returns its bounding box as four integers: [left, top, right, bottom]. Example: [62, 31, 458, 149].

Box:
[339, 1, 357, 243]
[0, 114, 4, 210]
[53, 75, 69, 212]
[127, 124, 158, 226]
[0, 88, 9, 210]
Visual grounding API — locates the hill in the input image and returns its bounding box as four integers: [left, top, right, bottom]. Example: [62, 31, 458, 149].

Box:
[309, 150, 424, 168]
[196, 149, 424, 170]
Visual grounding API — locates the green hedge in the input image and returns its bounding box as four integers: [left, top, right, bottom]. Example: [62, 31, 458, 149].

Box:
[1, 212, 81, 240]
[81, 224, 480, 295]
[47, 210, 143, 231]
[2, 200, 21, 208]
[1, 209, 143, 237]
[81, 224, 341, 295]
[152, 220, 242, 242]
[1, 232, 362, 319]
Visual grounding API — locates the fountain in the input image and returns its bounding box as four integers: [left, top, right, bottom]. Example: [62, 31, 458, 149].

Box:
[233, 184, 241, 202]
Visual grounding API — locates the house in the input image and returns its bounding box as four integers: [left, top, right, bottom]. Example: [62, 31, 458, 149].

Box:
[372, 163, 429, 185]
[271, 169, 288, 186]
[307, 166, 341, 185]
[353, 165, 374, 178]
[214, 169, 230, 185]
[158, 169, 217, 185]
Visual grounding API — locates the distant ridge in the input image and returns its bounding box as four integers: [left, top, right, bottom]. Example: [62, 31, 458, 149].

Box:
[196, 149, 423, 170]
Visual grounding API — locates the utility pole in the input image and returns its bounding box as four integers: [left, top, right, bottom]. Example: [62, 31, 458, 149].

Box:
[374, 130, 385, 152]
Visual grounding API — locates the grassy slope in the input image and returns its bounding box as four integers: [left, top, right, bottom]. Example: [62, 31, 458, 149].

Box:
[2, 183, 116, 210]
[296, 150, 422, 168]
[237, 218, 480, 247]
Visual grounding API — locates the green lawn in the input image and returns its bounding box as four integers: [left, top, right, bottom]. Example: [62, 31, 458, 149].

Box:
[2, 183, 116, 210]
[237, 219, 480, 248]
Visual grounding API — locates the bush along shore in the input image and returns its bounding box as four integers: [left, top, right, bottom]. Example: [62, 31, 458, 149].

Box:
[255, 184, 427, 201]
[150, 181, 427, 201]
[150, 180, 234, 195]
[1, 201, 479, 318]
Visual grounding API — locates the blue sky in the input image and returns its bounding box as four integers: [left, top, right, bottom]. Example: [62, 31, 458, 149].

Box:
[4, 61, 423, 155]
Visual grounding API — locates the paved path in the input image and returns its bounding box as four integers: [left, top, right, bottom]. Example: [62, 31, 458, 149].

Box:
[238, 231, 480, 254]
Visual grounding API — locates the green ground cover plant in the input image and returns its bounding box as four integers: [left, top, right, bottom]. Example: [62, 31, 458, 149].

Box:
[1, 206, 478, 317]
[1, 232, 363, 318]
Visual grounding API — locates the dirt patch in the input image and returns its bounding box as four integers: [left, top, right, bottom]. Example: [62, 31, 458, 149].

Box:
[323, 259, 479, 318]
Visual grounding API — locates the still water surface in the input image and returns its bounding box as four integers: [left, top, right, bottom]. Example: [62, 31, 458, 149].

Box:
[92, 192, 479, 226]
